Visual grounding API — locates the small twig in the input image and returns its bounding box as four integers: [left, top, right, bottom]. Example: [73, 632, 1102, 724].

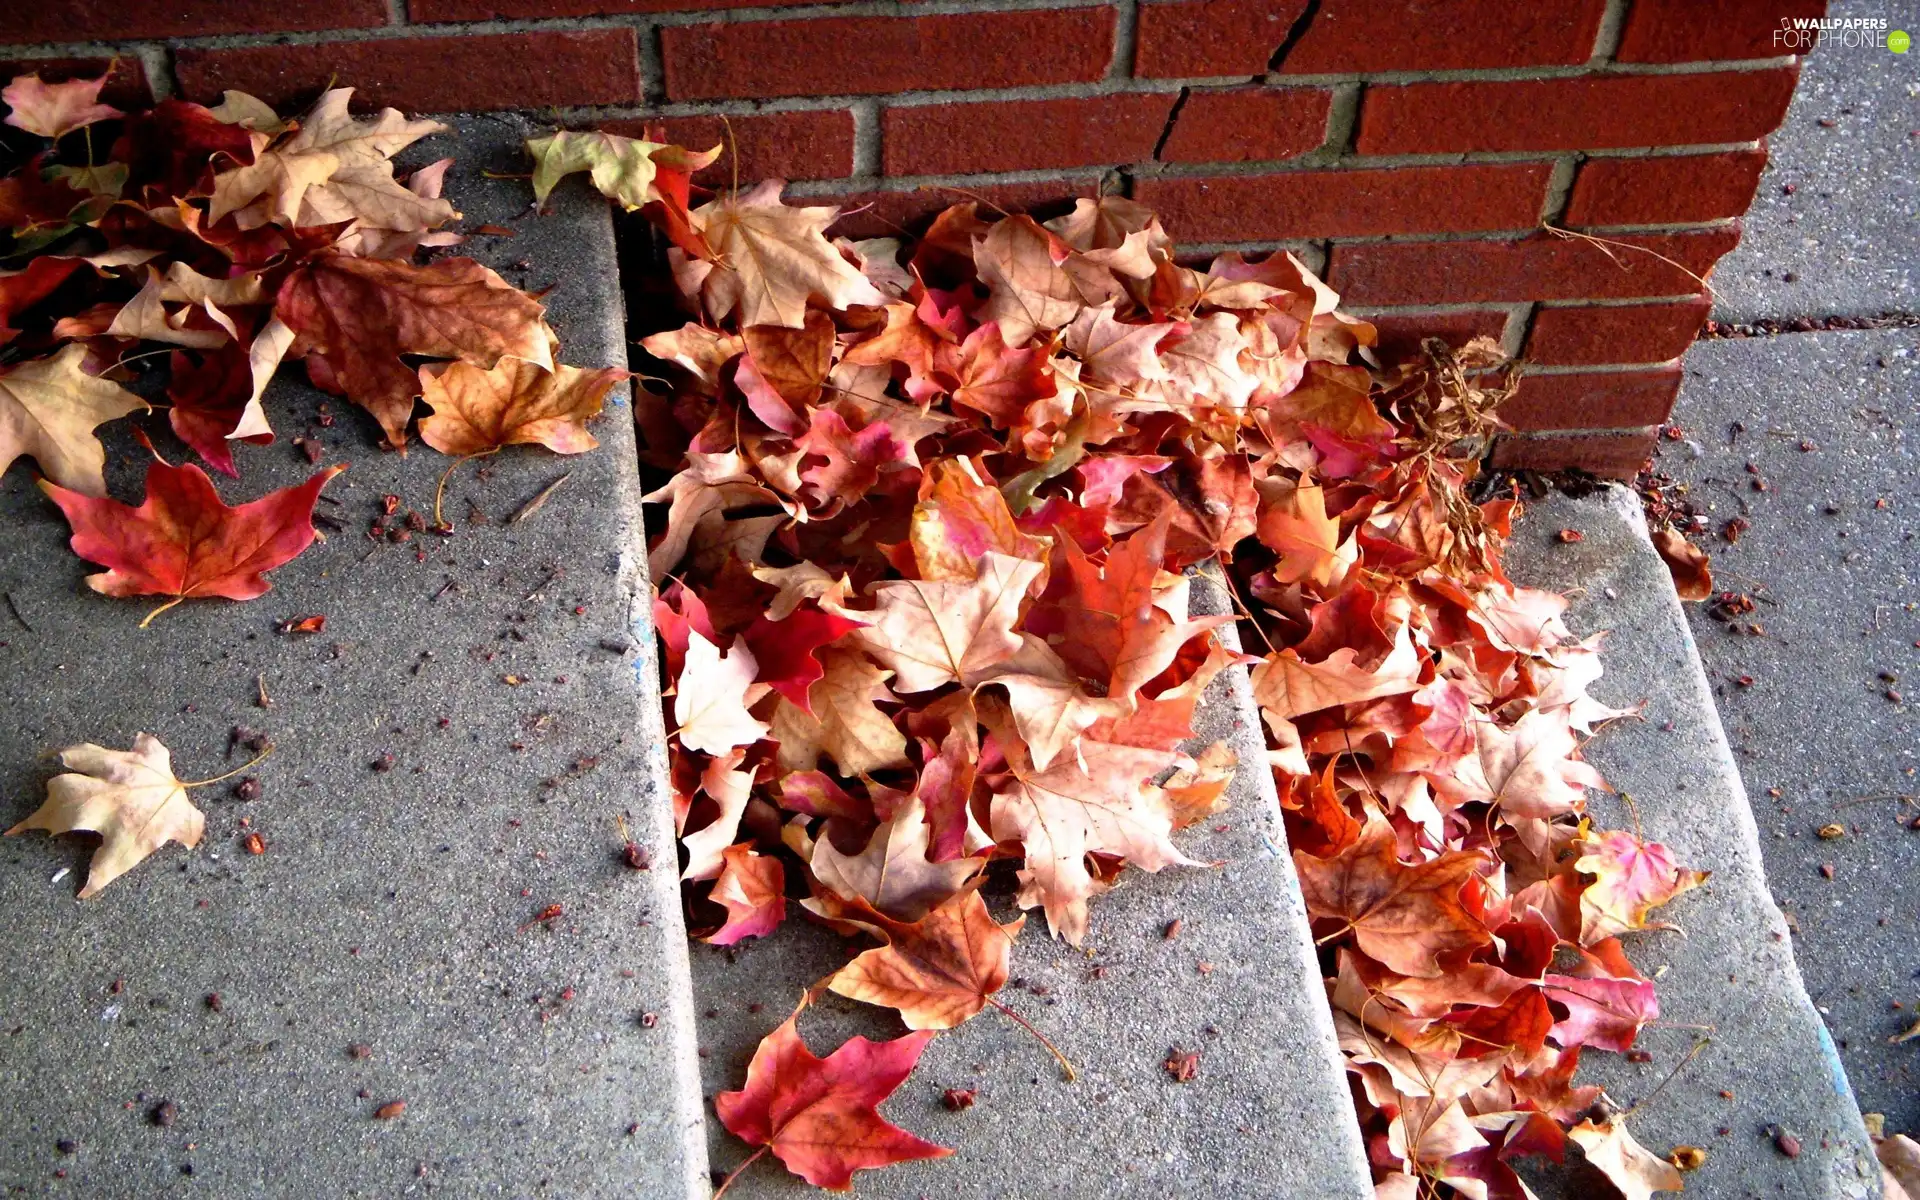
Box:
[1540, 225, 1721, 302]
[4, 591, 33, 632]
[524, 569, 560, 604]
[985, 995, 1076, 1081]
[1623, 1036, 1712, 1120]
[255, 673, 272, 709]
[510, 472, 571, 524]
[432, 577, 458, 601]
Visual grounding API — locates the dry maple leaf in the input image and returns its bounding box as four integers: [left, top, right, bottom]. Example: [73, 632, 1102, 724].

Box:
[816, 887, 1024, 1030]
[1573, 829, 1709, 944]
[1256, 479, 1352, 588]
[768, 647, 909, 777]
[988, 734, 1197, 944]
[672, 630, 769, 755]
[713, 1006, 951, 1191]
[1470, 708, 1609, 821]
[693, 180, 883, 330]
[208, 88, 453, 234]
[6, 734, 203, 898]
[810, 795, 983, 922]
[417, 357, 622, 457]
[1250, 619, 1425, 721]
[909, 457, 1051, 584]
[41, 461, 344, 626]
[526, 129, 717, 211]
[0, 344, 148, 496]
[2, 72, 122, 141]
[1293, 820, 1492, 977]
[276, 252, 551, 447]
[1651, 528, 1712, 602]
[1569, 1116, 1685, 1200]
[708, 842, 785, 945]
[851, 552, 1043, 693]
[680, 750, 752, 882]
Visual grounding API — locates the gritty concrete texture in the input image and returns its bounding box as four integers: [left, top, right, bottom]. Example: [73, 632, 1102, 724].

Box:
[0, 117, 707, 1197]
[1508, 486, 1880, 1200]
[688, 576, 1373, 1199]
[1709, 0, 1918, 322]
[1656, 327, 1920, 1134]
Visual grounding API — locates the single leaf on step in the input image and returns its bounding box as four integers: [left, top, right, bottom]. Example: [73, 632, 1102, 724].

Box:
[0, 343, 148, 496]
[713, 1005, 950, 1189]
[2, 72, 122, 141]
[276, 252, 551, 448]
[40, 461, 344, 626]
[417, 357, 623, 457]
[6, 733, 202, 898]
[815, 887, 1024, 1030]
[1568, 1117, 1684, 1200]
[525, 130, 719, 211]
[1573, 828, 1709, 944]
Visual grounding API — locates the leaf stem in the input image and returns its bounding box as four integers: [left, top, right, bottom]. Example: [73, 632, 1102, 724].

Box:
[985, 995, 1076, 1081]
[181, 745, 274, 788]
[710, 1145, 767, 1200]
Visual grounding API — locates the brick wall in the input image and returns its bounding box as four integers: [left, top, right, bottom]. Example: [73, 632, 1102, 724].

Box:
[2, 0, 1822, 477]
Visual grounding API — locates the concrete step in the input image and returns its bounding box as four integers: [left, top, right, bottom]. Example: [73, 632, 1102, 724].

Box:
[1507, 485, 1880, 1200]
[688, 574, 1375, 1198]
[0, 116, 707, 1198]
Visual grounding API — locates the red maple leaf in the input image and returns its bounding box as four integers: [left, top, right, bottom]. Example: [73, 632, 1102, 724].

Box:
[713, 1006, 952, 1192]
[41, 461, 343, 625]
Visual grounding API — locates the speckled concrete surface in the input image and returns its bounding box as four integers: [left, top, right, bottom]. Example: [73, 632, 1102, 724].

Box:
[688, 577, 1373, 1199]
[0, 117, 706, 1198]
[1657, 327, 1920, 1136]
[1509, 487, 1880, 1200]
[1710, 0, 1918, 322]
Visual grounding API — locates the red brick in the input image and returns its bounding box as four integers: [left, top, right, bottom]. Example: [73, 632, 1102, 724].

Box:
[1, 58, 150, 108]
[600, 111, 855, 182]
[414, 0, 840, 18]
[1361, 309, 1512, 365]
[1526, 298, 1710, 366]
[1, 0, 387, 43]
[1326, 229, 1742, 305]
[1616, 0, 1828, 62]
[1357, 69, 1800, 154]
[884, 95, 1169, 177]
[1159, 87, 1330, 163]
[1563, 149, 1768, 227]
[1135, 0, 1309, 78]
[663, 9, 1114, 102]
[818, 180, 1099, 241]
[1491, 428, 1658, 478]
[1278, 0, 1606, 72]
[1499, 366, 1682, 431]
[176, 31, 639, 114]
[1136, 163, 1551, 242]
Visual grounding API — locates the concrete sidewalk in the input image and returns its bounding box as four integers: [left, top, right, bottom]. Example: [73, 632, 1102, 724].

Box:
[1708, 0, 1917, 322]
[1657, 328, 1919, 1135]
[0, 117, 706, 1198]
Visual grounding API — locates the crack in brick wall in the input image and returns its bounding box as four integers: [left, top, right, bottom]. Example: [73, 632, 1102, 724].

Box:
[0, 0, 1829, 475]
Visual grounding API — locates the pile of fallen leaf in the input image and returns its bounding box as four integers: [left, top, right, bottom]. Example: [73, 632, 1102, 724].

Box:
[0, 72, 621, 626]
[582, 126, 1716, 1196]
